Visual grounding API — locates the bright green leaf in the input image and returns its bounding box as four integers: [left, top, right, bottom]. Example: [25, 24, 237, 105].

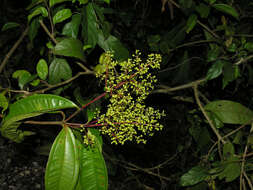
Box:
[206, 60, 224, 81]
[103, 0, 110, 4]
[12, 70, 32, 89]
[36, 59, 48, 80]
[53, 38, 85, 61]
[53, 9, 72, 24]
[204, 100, 253, 124]
[28, 6, 48, 23]
[0, 93, 8, 113]
[78, 0, 88, 4]
[45, 127, 79, 190]
[62, 14, 81, 38]
[213, 4, 239, 20]
[49, 0, 72, 7]
[180, 166, 209, 186]
[1, 22, 20, 32]
[49, 58, 72, 84]
[186, 14, 198, 34]
[30, 79, 41, 86]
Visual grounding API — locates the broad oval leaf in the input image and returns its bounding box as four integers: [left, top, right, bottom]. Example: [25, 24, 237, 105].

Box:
[79, 136, 108, 190]
[1, 22, 20, 32]
[213, 4, 239, 20]
[49, 58, 72, 84]
[204, 100, 253, 124]
[37, 59, 48, 80]
[45, 127, 79, 190]
[180, 166, 209, 186]
[53, 9, 72, 25]
[28, 6, 48, 23]
[53, 38, 85, 61]
[50, 0, 72, 7]
[62, 14, 81, 38]
[206, 60, 224, 81]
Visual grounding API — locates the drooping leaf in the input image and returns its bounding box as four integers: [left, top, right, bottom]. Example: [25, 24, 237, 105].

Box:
[49, 0, 72, 7]
[0, 94, 78, 142]
[186, 14, 198, 34]
[1, 22, 20, 32]
[62, 14, 81, 38]
[206, 60, 224, 81]
[49, 58, 72, 84]
[36, 59, 48, 80]
[53, 9, 72, 24]
[213, 4, 239, 20]
[204, 100, 253, 124]
[180, 166, 209, 186]
[28, 6, 48, 23]
[45, 127, 79, 190]
[53, 38, 85, 61]
[79, 137, 108, 190]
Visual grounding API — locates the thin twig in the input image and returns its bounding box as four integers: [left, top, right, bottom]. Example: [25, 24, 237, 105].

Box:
[0, 26, 29, 74]
[39, 20, 58, 44]
[234, 55, 253, 65]
[243, 171, 253, 190]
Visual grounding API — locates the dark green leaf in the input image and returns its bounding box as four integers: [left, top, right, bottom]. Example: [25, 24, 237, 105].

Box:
[180, 166, 209, 186]
[223, 142, 235, 157]
[244, 42, 253, 52]
[36, 59, 48, 80]
[29, 17, 40, 43]
[26, 0, 44, 10]
[207, 45, 221, 62]
[204, 100, 253, 124]
[53, 9, 72, 24]
[49, 58, 72, 84]
[49, 0, 72, 7]
[206, 60, 224, 80]
[218, 156, 240, 182]
[213, 4, 239, 20]
[45, 127, 79, 190]
[62, 14, 81, 38]
[195, 3, 210, 18]
[1, 22, 20, 32]
[186, 14, 198, 34]
[53, 38, 85, 61]
[222, 61, 238, 89]
[28, 6, 48, 22]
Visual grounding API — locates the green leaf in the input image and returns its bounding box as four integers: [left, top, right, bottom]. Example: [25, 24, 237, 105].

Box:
[1, 22, 20, 32]
[49, 0, 72, 7]
[36, 59, 48, 80]
[12, 70, 32, 89]
[195, 3, 210, 18]
[186, 14, 198, 34]
[180, 166, 209, 186]
[28, 6, 48, 23]
[223, 142, 235, 158]
[218, 156, 240, 182]
[222, 61, 238, 89]
[53, 9, 72, 25]
[206, 60, 224, 81]
[204, 100, 253, 124]
[244, 42, 253, 52]
[213, 4, 239, 20]
[49, 58, 72, 84]
[62, 14, 81, 38]
[30, 79, 41, 86]
[78, 0, 88, 5]
[29, 17, 40, 43]
[104, 0, 110, 4]
[53, 38, 85, 61]
[26, 0, 44, 10]
[0, 94, 78, 142]
[207, 45, 221, 62]
[0, 93, 8, 113]
[82, 3, 99, 49]
[97, 34, 129, 61]
[45, 127, 79, 190]
[79, 137, 108, 190]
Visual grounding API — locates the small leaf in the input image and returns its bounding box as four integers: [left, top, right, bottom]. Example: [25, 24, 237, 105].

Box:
[49, 58, 72, 84]
[62, 14, 81, 38]
[30, 79, 41, 86]
[213, 4, 239, 20]
[207, 45, 221, 62]
[12, 70, 32, 89]
[0, 93, 8, 113]
[206, 60, 224, 80]
[36, 59, 48, 80]
[45, 127, 79, 190]
[244, 42, 253, 52]
[204, 100, 253, 124]
[28, 6, 48, 23]
[53, 38, 85, 61]
[180, 166, 209, 186]
[49, 0, 72, 7]
[186, 14, 198, 34]
[1, 22, 20, 32]
[223, 142, 235, 157]
[195, 3, 210, 18]
[26, 0, 44, 10]
[53, 9, 72, 25]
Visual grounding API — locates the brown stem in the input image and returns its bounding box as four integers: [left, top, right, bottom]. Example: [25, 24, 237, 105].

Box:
[39, 20, 58, 44]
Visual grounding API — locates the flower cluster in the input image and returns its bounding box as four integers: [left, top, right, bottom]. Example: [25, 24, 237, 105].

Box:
[95, 51, 165, 145]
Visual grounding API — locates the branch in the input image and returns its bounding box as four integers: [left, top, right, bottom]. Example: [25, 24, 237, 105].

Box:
[0, 26, 29, 74]
[39, 20, 58, 44]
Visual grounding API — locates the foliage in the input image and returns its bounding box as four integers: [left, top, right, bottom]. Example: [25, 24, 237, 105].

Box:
[1, 0, 253, 189]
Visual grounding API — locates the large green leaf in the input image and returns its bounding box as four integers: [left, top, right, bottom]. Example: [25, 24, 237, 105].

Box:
[62, 14, 81, 38]
[213, 4, 239, 20]
[53, 9, 72, 25]
[180, 166, 209, 186]
[53, 38, 85, 61]
[50, 0, 72, 7]
[79, 134, 108, 190]
[0, 94, 78, 142]
[45, 127, 79, 190]
[204, 100, 253, 124]
[49, 58, 72, 84]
